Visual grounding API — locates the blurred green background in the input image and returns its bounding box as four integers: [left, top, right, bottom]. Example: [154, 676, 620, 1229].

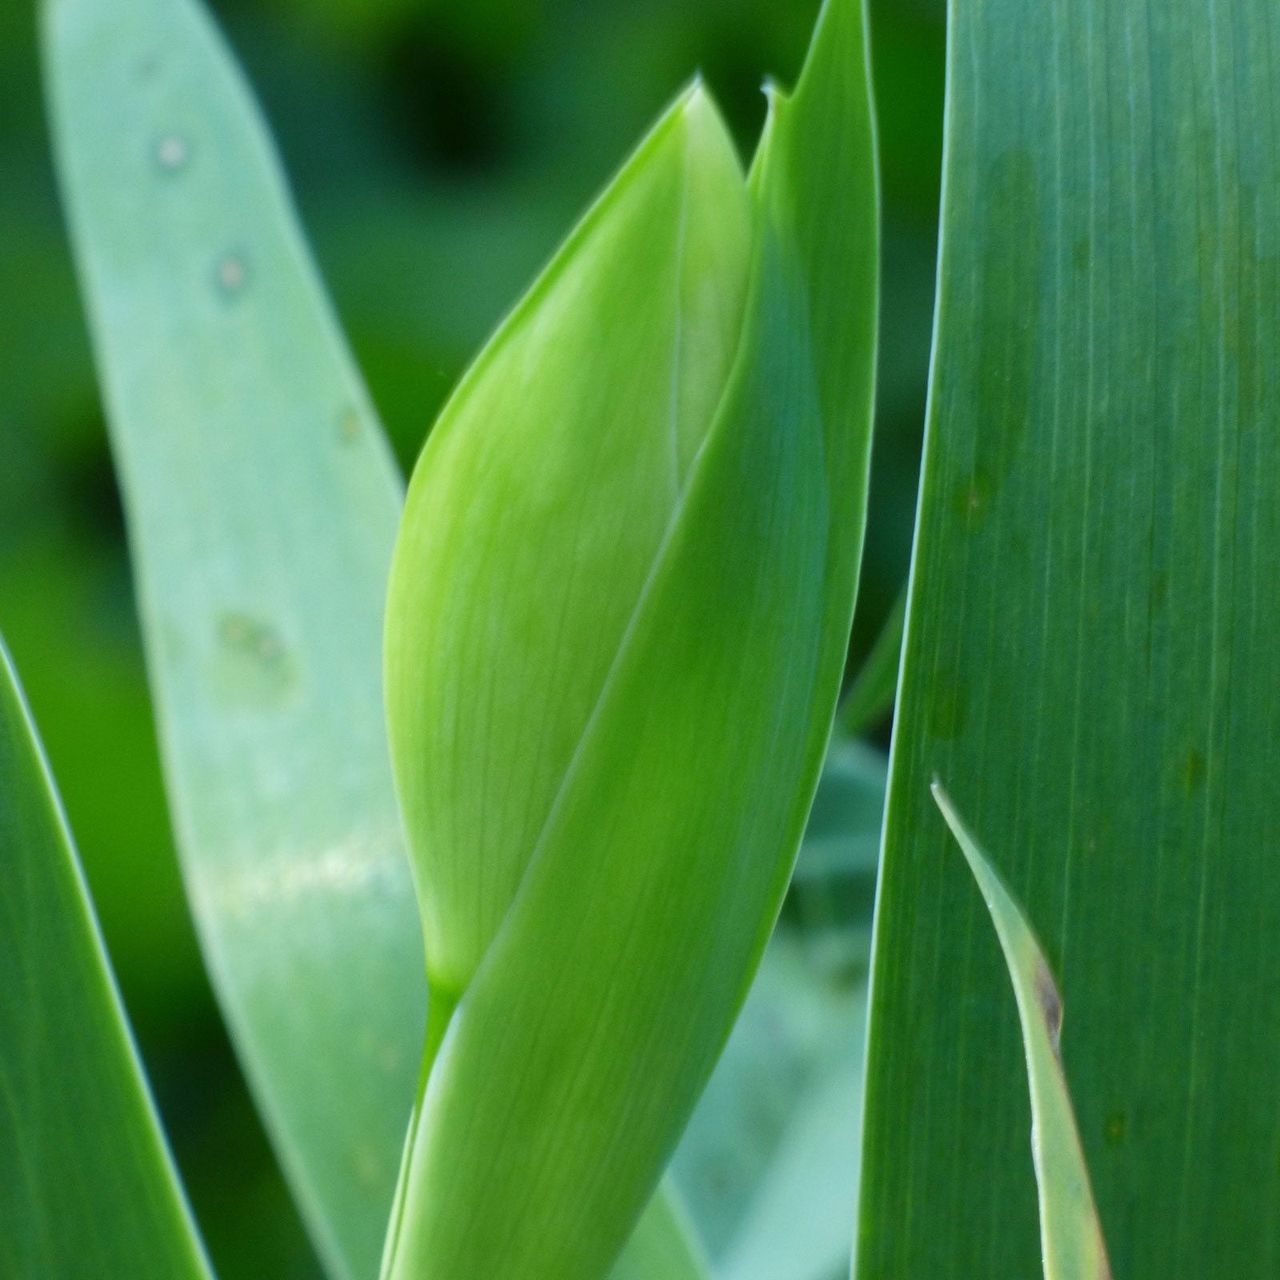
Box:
[0, 0, 941, 1273]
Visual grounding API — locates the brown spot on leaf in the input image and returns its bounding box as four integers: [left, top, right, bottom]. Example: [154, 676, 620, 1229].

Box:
[1104, 1110, 1127, 1147]
[1183, 747, 1207, 794]
[338, 406, 362, 444]
[213, 611, 296, 706]
[1034, 959, 1063, 1055]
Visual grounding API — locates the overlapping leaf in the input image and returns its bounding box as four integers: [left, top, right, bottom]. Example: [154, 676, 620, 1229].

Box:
[385, 81, 753, 1003]
[43, 0, 711, 1274]
[610, 1186, 711, 1280]
[382, 0, 879, 1274]
[0, 640, 212, 1279]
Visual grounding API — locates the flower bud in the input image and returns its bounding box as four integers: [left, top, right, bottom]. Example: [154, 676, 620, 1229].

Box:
[383, 1, 878, 1274]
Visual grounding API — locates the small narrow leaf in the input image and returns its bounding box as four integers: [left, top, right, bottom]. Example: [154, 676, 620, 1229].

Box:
[932, 783, 1111, 1280]
[0, 639, 212, 1279]
[837, 586, 905, 738]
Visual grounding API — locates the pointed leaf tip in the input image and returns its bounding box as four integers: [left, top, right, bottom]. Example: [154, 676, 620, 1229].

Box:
[0, 640, 212, 1278]
[381, 0, 877, 1269]
[932, 782, 1111, 1280]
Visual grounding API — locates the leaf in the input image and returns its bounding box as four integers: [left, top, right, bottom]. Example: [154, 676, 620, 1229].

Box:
[837, 585, 905, 738]
[674, 938, 867, 1280]
[385, 80, 754, 1004]
[0, 639, 212, 1279]
[42, 0, 419, 1274]
[43, 0, 708, 1274]
[932, 783, 1111, 1280]
[856, 0, 1280, 1275]
[610, 1185, 711, 1280]
[672, 740, 884, 1280]
[381, 0, 879, 1273]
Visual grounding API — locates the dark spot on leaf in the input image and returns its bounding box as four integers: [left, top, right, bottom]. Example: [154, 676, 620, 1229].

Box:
[214, 612, 296, 706]
[1034, 959, 1063, 1054]
[215, 252, 250, 299]
[1183, 747, 1207, 794]
[1104, 1110, 1127, 1147]
[953, 468, 994, 524]
[338, 407, 362, 444]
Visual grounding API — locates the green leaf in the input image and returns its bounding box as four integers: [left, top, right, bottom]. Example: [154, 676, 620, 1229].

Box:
[932, 783, 1111, 1280]
[837, 585, 905, 738]
[0, 639, 212, 1279]
[857, 0, 1280, 1276]
[42, 1, 419, 1274]
[43, 1, 709, 1275]
[610, 1185, 710, 1280]
[385, 81, 754, 1005]
[381, 0, 879, 1272]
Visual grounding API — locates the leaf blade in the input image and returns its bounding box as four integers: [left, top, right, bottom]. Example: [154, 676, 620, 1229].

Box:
[0, 639, 212, 1280]
[42, 0, 419, 1273]
[610, 1184, 711, 1280]
[43, 2, 711, 1275]
[857, 0, 1280, 1274]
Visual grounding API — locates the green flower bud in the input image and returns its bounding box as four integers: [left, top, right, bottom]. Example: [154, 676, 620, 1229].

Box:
[382, 1, 878, 1275]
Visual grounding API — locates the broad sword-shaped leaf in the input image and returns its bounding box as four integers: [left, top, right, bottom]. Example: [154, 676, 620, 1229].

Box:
[0, 639, 212, 1279]
[857, 0, 1280, 1275]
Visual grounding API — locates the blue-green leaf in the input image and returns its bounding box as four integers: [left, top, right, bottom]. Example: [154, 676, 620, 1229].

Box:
[42, 0, 418, 1273]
